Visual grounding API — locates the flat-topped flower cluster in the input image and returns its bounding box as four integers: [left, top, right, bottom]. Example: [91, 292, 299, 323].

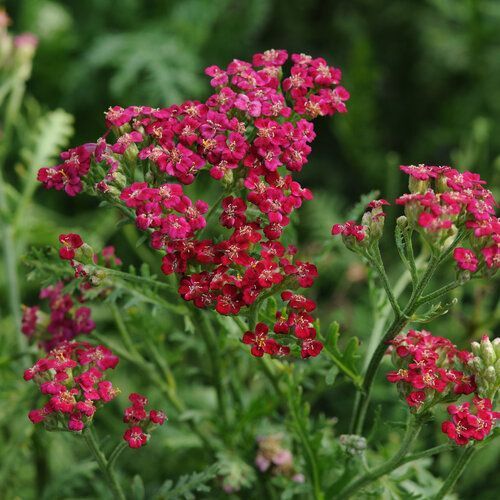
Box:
[24, 341, 119, 432]
[332, 165, 499, 274]
[386, 329, 499, 445]
[37, 49, 350, 359]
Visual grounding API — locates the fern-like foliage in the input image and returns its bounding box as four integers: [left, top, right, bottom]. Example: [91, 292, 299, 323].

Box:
[153, 464, 219, 500]
[20, 108, 74, 173]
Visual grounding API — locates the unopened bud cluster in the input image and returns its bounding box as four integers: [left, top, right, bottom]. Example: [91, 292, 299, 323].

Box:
[468, 335, 500, 400]
[339, 434, 367, 456]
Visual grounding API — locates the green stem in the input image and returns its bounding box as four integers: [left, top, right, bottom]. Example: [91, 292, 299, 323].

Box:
[336, 417, 423, 499]
[287, 374, 324, 500]
[111, 303, 140, 359]
[369, 245, 402, 318]
[417, 281, 460, 307]
[402, 228, 418, 285]
[352, 230, 467, 435]
[82, 428, 126, 500]
[399, 443, 454, 467]
[107, 441, 128, 472]
[433, 446, 476, 500]
[353, 254, 441, 435]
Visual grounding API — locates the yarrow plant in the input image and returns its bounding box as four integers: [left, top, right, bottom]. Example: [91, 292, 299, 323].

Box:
[37, 49, 350, 360]
[15, 44, 499, 500]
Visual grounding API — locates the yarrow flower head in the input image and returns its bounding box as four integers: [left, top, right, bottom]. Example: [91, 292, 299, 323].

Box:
[123, 393, 166, 448]
[38, 49, 349, 359]
[24, 341, 119, 432]
[397, 164, 499, 262]
[441, 397, 499, 445]
[21, 282, 95, 351]
[387, 330, 500, 446]
[386, 329, 476, 412]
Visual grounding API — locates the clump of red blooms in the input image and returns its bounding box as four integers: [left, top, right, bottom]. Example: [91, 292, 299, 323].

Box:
[21, 282, 95, 352]
[442, 397, 499, 446]
[24, 341, 119, 432]
[39, 50, 349, 359]
[332, 165, 499, 274]
[386, 329, 499, 445]
[123, 393, 166, 448]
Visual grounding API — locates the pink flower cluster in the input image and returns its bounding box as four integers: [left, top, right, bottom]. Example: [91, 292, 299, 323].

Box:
[442, 397, 499, 445]
[255, 434, 304, 483]
[38, 49, 349, 358]
[123, 393, 166, 448]
[387, 329, 476, 409]
[24, 341, 119, 432]
[21, 282, 95, 351]
[386, 329, 500, 446]
[397, 165, 498, 268]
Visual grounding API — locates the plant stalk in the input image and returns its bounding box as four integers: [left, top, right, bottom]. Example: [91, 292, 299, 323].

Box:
[82, 428, 126, 500]
[433, 446, 476, 499]
[336, 417, 423, 499]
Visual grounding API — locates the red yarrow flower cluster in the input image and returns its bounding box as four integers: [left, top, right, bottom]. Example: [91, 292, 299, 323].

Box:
[387, 329, 476, 411]
[442, 397, 499, 445]
[24, 341, 119, 432]
[123, 393, 166, 448]
[397, 165, 498, 268]
[38, 50, 349, 358]
[21, 282, 95, 351]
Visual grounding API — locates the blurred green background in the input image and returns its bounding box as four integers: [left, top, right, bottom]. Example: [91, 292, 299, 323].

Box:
[1, 0, 499, 498]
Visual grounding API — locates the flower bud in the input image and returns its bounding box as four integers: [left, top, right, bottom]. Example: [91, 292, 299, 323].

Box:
[75, 243, 95, 265]
[471, 341, 481, 357]
[408, 175, 429, 194]
[339, 434, 367, 456]
[480, 336, 496, 366]
[484, 366, 496, 383]
[222, 168, 234, 188]
[14, 33, 38, 61]
[493, 338, 500, 359]
[361, 210, 384, 242]
[467, 335, 499, 399]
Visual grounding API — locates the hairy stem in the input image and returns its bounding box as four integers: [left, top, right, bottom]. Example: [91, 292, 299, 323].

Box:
[353, 254, 441, 434]
[82, 428, 126, 500]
